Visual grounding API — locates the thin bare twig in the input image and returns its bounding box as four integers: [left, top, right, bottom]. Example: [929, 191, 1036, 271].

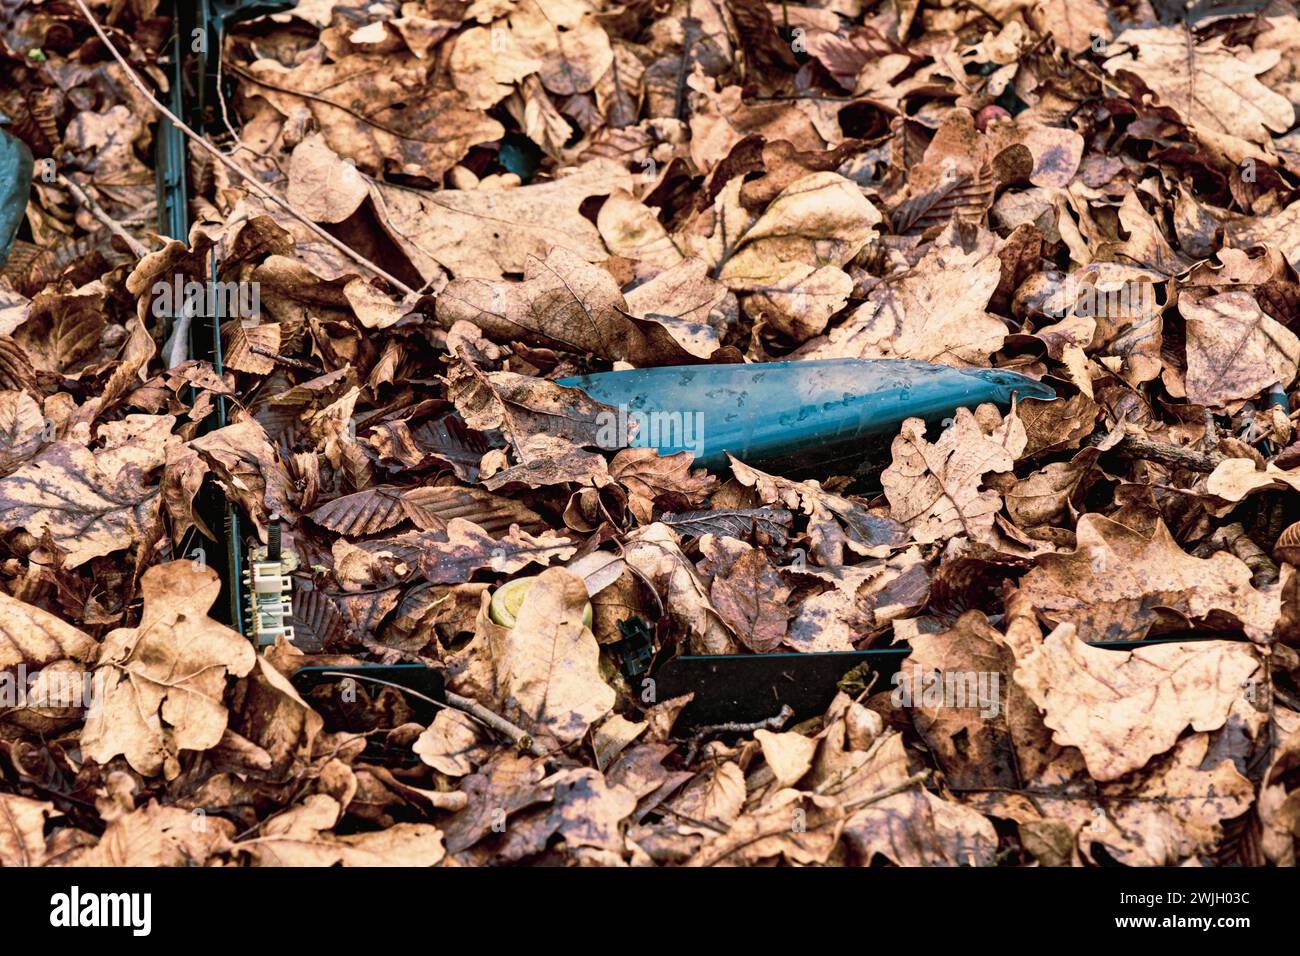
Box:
[56, 172, 150, 259]
[690, 704, 795, 740]
[71, 0, 417, 296]
[249, 344, 319, 371]
[1089, 432, 1226, 472]
[446, 690, 547, 757]
[842, 771, 930, 811]
[314, 670, 547, 757]
[684, 704, 795, 765]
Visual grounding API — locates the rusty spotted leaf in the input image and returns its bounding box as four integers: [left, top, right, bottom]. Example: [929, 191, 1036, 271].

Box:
[0, 441, 160, 569]
[416, 518, 577, 585]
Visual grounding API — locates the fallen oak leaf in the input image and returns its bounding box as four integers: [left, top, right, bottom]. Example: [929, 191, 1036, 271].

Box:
[899, 610, 1051, 790]
[717, 172, 880, 290]
[1008, 622, 1262, 782]
[243, 52, 502, 180]
[1090, 736, 1255, 866]
[1103, 27, 1295, 145]
[530, 767, 639, 854]
[798, 225, 1008, 368]
[1018, 514, 1279, 644]
[481, 434, 611, 490]
[78, 791, 235, 866]
[446, 356, 620, 451]
[843, 784, 998, 867]
[438, 247, 706, 365]
[609, 448, 715, 524]
[622, 258, 736, 359]
[80, 561, 257, 779]
[729, 455, 906, 559]
[685, 789, 845, 866]
[375, 158, 632, 281]
[880, 405, 1025, 545]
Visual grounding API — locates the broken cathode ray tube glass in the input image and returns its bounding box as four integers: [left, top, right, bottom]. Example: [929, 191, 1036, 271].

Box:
[557, 357, 1056, 475]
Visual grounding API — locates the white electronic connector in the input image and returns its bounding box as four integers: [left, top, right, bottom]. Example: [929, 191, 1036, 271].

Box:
[244, 519, 298, 648]
[246, 560, 295, 647]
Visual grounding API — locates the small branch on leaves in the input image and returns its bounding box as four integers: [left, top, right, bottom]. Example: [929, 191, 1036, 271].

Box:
[1090, 432, 1226, 473]
[56, 172, 151, 259]
[71, 0, 417, 297]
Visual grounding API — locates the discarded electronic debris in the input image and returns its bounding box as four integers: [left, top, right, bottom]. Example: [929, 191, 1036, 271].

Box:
[559, 357, 1056, 474]
[155, 1, 1230, 744]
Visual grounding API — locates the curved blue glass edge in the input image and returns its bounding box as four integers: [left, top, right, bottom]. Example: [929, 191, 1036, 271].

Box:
[558, 359, 1056, 468]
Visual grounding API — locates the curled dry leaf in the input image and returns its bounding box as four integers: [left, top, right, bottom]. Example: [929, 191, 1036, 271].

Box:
[1009, 623, 1262, 782]
[786, 548, 928, 653]
[1104, 28, 1295, 145]
[486, 567, 615, 747]
[0, 794, 58, 866]
[0, 589, 97, 670]
[238, 794, 445, 866]
[416, 518, 577, 585]
[414, 708, 492, 777]
[622, 522, 738, 655]
[881, 405, 1026, 545]
[441, 752, 552, 855]
[79, 786, 236, 866]
[1018, 514, 1279, 644]
[754, 729, 817, 788]
[609, 448, 715, 524]
[593, 713, 647, 773]
[717, 172, 880, 290]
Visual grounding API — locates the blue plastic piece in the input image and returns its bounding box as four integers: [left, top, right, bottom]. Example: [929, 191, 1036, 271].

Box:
[559, 358, 1055, 472]
[0, 128, 33, 269]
